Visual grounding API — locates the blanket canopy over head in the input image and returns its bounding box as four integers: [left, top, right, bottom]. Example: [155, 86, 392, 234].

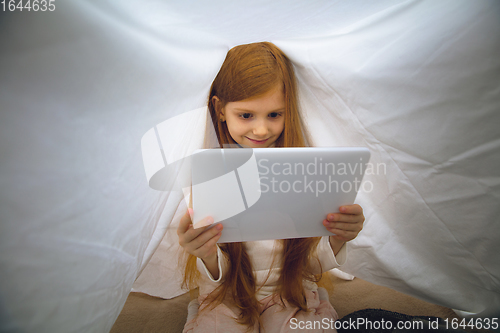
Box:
[1, 0, 499, 331]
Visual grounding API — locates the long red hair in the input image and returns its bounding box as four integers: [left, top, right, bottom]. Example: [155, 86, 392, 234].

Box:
[182, 42, 325, 329]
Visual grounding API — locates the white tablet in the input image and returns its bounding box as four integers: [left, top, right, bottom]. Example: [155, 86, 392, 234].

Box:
[191, 147, 370, 243]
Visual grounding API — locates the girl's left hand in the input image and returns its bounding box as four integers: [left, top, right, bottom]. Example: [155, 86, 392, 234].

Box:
[323, 204, 364, 242]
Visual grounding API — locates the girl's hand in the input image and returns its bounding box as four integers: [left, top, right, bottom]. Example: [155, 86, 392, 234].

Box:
[177, 209, 223, 260]
[323, 204, 364, 252]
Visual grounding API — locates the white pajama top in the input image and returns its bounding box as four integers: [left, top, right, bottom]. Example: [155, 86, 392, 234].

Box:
[196, 236, 347, 300]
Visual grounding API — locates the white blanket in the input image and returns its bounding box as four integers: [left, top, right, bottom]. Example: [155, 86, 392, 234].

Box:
[1, 0, 499, 332]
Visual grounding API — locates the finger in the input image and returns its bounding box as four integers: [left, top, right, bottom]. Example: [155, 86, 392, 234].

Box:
[324, 222, 361, 234]
[191, 224, 223, 250]
[324, 224, 357, 241]
[182, 217, 214, 244]
[329, 227, 359, 239]
[339, 204, 363, 215]
[177, 209, 193, 235]
[193, 215, 215, 229]
[327, 213, 361, 223]
[323, 219, 361, 233]
[193, 226, 223, 257]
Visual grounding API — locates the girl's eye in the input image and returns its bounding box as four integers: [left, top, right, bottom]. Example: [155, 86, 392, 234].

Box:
[239, 113, 253, 119]
[268, 112, 282, 118]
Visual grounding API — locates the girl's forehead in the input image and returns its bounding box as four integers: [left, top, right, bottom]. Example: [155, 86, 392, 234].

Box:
[227, 86, 285, 112]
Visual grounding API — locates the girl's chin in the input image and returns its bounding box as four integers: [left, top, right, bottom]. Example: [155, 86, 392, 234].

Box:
[245, 142, 272, 148]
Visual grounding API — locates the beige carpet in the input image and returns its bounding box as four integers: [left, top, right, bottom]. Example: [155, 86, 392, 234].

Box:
[111, 274, 477, 333]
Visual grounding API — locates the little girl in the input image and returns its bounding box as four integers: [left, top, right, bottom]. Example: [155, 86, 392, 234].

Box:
[177, 42, 364, 332]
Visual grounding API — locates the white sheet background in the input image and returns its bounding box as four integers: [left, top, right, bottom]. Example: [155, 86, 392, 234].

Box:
[1, 1, 499, 332]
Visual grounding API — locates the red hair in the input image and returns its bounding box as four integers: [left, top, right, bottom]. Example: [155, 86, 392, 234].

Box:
[206, 42, 310, 148]
[183, 42, 324, 329]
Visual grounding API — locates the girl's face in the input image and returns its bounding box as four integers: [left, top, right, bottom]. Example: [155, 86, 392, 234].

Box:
[218, 84, 285, 148]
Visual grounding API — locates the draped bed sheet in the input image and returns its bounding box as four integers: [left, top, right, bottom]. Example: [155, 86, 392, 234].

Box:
[1, 1, 499, 332]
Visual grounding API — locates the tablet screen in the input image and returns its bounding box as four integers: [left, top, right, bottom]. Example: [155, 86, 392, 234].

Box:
[191, 147, 370, 243]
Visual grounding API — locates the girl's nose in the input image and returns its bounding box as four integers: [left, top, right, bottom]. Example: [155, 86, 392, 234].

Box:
[253, 121, 268, 137]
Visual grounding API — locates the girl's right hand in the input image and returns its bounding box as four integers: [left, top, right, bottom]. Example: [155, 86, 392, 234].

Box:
[177, 208, 223, 260]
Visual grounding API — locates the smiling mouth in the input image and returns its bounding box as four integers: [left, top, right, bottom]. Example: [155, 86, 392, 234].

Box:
[246, 137, 269, 144]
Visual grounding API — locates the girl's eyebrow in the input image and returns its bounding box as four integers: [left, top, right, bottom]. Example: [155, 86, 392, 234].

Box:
[233, 107, 285, 113]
